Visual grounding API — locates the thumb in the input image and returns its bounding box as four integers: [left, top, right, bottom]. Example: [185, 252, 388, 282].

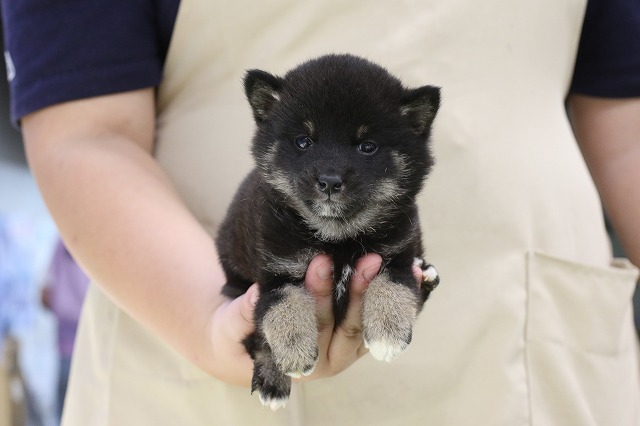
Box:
[240, 283, 259, 328]
[207, 285, 258, 386]
[221, 283, 258, 341]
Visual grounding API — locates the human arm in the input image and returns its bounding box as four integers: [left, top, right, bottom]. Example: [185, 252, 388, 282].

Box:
[568, 95, 640, 267]
[21, 90, 383, 385]
[22, 88, 243, 377]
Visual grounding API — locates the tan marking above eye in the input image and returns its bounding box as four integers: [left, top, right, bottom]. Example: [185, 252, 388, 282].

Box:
[357, 125, 369, 139]
[303, 120, 314, 135]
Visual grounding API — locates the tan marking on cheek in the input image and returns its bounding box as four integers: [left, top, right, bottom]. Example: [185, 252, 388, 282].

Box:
[390, 151, 411, 180]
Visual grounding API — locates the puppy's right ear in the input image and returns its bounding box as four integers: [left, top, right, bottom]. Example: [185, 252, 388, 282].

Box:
[400, 85, 441, 135]
[244, 70, 284, 122]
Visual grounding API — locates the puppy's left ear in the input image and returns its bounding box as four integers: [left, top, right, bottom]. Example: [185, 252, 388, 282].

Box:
[244, 70, 284, 123]
[400, 85, 441, 135]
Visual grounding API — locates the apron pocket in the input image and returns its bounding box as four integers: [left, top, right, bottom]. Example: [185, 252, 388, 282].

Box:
[525, 251, 640, 426]
[526, 251, 638, 354]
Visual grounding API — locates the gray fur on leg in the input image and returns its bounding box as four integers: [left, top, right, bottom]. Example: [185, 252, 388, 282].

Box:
[262, 285, 319, 378]
[362, 271, 418, 362]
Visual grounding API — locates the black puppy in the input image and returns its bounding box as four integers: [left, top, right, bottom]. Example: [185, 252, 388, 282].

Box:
[216, 54, 440, 409]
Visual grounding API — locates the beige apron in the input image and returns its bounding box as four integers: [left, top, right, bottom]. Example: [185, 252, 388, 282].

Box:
[63, 1, 640, 425]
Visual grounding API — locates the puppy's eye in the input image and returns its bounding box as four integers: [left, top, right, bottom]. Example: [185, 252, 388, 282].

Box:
[294, 135, 313, 150]
[357, 140, 378, 155]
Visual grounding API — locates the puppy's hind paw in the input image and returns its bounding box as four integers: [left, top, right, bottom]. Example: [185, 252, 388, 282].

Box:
[424, 264, 439, 283]
[413, 257, 440, 289]
[252, 376, 290, 411]
[251, 351, 291, 410]
[258, 390, 289, 411]
[414, 258, 440, 307]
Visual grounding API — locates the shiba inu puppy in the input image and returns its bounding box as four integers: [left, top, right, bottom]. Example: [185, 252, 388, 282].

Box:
[216, 54, 440, 409]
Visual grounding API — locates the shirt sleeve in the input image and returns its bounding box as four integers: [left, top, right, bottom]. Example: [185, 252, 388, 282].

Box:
[570, 0, 640, 97]
[1, 0, 179, 124]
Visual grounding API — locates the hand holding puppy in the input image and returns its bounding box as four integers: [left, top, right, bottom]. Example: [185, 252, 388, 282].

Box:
[206, 254, 383, 389]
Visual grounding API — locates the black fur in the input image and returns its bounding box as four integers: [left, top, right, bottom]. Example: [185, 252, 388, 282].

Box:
[216, 54, 440, 408]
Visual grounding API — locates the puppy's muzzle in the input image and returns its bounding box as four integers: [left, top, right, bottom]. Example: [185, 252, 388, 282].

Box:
[317, 175, 344, 196]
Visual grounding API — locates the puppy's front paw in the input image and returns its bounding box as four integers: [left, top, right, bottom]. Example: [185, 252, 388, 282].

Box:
[362, 272, 418, 362]
[262, 285, 319, 378]
[364, 339, 408, 363]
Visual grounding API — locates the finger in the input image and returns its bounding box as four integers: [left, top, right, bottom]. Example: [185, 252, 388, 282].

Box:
[303, 254, 336, 370]
[219, 283, 259, 344]
[329, 253, 382, 362]
[304, 254, 335, 330]
[209, 284, 258, 386]
[412, 265, 423, 286]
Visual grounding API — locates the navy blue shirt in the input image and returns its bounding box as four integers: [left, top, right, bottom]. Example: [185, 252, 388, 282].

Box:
[570, 0, 640, 97]
[1, 0, 639, 125]
[1, 0, 179, 124]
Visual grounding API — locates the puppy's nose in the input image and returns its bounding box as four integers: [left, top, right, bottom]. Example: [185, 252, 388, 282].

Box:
[317, 175, 343, 195]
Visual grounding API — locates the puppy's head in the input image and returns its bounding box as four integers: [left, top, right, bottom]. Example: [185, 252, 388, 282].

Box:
[244, 54, 440, 241]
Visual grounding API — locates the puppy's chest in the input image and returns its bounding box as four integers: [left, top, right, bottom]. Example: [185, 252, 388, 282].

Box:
[263, 238, 398, 299]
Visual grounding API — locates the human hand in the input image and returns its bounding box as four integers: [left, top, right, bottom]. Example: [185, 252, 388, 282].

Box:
[205, 281, 258, 386]
[205, 254, 383, 386]
[206, 252, 429, 386]
[299, 253, 383, 380]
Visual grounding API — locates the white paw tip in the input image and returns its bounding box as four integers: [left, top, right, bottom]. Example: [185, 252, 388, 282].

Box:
[303, 363, 316, 376]
[364, 340, 406, 362]
[284, 362, 316, 379]
[423, 265, 438, 282]
[259, 394, 288, 411]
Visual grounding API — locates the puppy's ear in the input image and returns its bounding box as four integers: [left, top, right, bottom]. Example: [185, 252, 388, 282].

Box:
[244, 70, 284, 122]
[400, 85, 441, 135]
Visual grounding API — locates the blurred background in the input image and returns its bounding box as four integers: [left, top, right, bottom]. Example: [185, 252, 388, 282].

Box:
[0, 25, 68, 426]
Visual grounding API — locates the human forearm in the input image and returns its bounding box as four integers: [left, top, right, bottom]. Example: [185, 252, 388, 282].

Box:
[22, 90, 236, 378]
[569, 95, 640, 267]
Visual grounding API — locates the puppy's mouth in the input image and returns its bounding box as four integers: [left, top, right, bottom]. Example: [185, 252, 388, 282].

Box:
[305, 199, 352, 219]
